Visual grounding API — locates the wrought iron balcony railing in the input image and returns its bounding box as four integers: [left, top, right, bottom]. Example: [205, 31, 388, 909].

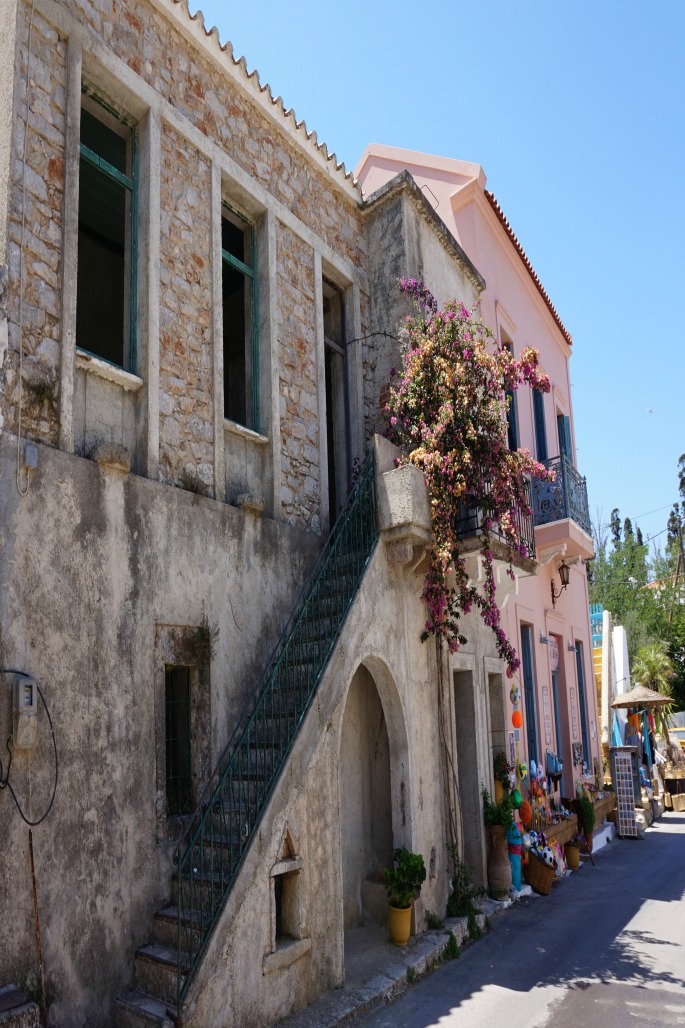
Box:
[531, 453, 591, 535]
[454, 476, 536, 562]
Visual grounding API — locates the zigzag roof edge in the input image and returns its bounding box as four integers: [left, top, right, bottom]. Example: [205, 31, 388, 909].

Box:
[157, 0, 361, 198]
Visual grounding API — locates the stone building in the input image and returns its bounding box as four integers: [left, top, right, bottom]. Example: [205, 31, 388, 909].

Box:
[0, 2, 517, 1026]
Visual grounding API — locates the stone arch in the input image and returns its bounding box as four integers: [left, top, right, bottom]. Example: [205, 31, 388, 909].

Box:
[337, 655, 411, 929]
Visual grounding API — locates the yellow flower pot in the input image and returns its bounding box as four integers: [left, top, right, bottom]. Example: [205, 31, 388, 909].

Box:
[388, 904, 412, 946]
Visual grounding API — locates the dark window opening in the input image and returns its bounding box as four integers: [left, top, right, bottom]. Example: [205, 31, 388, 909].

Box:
[533, 389, 548, 461]
[222, 207, 257, 429]
[502, 339, 518, 450]
[520, 625, 539, 766]
[165, 665, 192, 816]
[76, 103, 136, 370]
[557, 413, 572, 460]
[323, 277, 350, 526]
[575, 642, 590, 767]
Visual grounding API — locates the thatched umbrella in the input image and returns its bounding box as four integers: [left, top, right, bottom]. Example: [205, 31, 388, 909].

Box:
[611, 683, 673, 709]
[612, 683, 674, 754]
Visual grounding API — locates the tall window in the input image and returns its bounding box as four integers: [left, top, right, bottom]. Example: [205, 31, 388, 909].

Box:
[520, 625, 539, 765]
[502, 339, 518, 450]
[533, 388, 548, 461]
[557, 414, 572, 460]
[323, 277, 350, 525]
[76, 97, 137, 370]
[222, 206, 258, 430]
[575, 642, 590, 767]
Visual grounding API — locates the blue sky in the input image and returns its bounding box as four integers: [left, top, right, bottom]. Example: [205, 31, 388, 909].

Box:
[194, 0, 684, 552]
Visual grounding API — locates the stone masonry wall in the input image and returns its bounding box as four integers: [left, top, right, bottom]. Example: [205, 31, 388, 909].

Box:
[277, 221, 320, 531]
[158, 123, 214, 489]
[63, 0, 365, 266]
[3, 6, 65, 444]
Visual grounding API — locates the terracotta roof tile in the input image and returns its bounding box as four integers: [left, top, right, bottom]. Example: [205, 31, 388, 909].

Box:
[484, 190, 572, 346]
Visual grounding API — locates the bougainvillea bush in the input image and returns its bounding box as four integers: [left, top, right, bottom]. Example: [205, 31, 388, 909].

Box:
[386, 279, 553, 676]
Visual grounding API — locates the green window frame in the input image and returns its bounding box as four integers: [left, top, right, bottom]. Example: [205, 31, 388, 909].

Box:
[76, 91, 138, 372]
[221, 204, 259, 431]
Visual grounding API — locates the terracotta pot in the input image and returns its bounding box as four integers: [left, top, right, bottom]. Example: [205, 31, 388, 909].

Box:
[388, 904, 412, 946]
[494, 779, 505, 804]
[486, 824, 512, 897]
[564, 843, 580, 871]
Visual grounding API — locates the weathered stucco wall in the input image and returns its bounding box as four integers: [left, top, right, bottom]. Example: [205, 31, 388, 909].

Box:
[0, 435, 320, 1025]
[181, 513, 451, 1027]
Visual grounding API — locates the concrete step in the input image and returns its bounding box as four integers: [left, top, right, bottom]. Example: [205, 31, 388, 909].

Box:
[0, 986, 40, 1028]
[114, 990, 177, 1028]
[134, 944, 187, 1008]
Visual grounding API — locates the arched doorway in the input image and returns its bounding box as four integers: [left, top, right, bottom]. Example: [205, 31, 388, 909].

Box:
[339, 664, 394, 928]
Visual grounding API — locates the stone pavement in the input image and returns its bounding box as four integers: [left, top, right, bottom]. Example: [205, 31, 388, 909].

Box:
[275, 896, 513, 1028]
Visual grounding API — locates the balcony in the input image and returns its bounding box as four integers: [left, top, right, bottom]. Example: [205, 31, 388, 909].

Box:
[454, 477, 537, 572]
[531, 453, 594, 562]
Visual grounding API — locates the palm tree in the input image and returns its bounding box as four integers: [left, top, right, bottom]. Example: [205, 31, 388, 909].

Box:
[633, 642, 674, 742]
[633, 642, 674, 696]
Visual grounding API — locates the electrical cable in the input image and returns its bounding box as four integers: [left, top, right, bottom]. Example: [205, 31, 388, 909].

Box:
[0, 672, 58, 827]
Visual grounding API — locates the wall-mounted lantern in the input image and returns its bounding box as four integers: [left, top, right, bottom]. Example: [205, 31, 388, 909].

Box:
[551, 560, 571, 608]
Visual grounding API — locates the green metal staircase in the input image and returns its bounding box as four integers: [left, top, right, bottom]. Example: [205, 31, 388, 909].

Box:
[116, 450, 378, 1023]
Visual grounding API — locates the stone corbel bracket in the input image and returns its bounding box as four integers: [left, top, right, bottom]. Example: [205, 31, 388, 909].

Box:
[375, 437, 432, 573]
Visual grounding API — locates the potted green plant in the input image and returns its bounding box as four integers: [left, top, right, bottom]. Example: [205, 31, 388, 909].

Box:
[384, 847, 427, 946]
[482, 787, 513, 896]
[575, 792, 596, 853]
[493, 751, 513, 802]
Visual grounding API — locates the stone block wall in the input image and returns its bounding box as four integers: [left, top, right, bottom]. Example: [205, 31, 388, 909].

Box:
[158, 123, 214, 490]
[3, 5, 66, 446]
[277, 222, 320, 531]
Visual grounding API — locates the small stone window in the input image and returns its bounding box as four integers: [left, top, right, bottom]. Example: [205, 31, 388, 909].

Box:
[263, 830, 310, 974]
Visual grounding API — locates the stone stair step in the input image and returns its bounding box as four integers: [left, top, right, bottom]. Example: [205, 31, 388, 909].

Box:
[0, 985, 39, 1028]
[153, 905, 204, 950]
[134, 944, 187, 1007]
[114, 989, 177, 1028]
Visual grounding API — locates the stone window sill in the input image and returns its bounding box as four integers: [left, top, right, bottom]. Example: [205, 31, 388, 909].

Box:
[76, 349, 143, 392]
[262, 937, 311, 975]
[224, 419, 269, 446]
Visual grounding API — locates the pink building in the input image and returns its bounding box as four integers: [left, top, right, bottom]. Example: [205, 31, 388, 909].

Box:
[356, 145, 599, 802]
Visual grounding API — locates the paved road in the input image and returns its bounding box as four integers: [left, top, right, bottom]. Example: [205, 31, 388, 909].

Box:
[353, 812, 685, 1027]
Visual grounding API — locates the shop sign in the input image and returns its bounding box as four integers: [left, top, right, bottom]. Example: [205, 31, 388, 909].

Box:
[549, 637, 559, 671]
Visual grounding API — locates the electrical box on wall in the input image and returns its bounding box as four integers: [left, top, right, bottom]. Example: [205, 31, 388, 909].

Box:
[8, 673, 38, 749]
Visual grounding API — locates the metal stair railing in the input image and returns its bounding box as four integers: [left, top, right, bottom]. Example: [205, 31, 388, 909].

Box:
[173, 449, 378, 1007]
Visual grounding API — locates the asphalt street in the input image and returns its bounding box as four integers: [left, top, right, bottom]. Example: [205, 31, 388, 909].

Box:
[352, 811, 685, 1028]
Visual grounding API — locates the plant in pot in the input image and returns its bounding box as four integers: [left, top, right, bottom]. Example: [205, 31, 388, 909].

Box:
[384, 847, 427, 946]
[564, 836, 581, 871]
[575, 791, 596, 853]
[482, 787, 514, 897]
[493, 751, 513, 803]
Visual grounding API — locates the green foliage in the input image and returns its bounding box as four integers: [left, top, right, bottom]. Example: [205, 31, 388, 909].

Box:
[444, 931, 460, 960]
[577, 793, 595, 834]
[589, 456, 685, 710]
[425, 910, 444, 930]
[467, 911, 481, 940]
[446, 853, 478, 918]
[482, 786, 514, 830]
[406, 966, 417, 985]
[384, 847, 427, 909]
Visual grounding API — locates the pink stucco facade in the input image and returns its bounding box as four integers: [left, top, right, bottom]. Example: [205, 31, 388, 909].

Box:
[357, 144, 599, 799]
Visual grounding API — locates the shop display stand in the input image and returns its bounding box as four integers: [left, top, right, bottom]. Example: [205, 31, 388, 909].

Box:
[610, 747, 638, 838]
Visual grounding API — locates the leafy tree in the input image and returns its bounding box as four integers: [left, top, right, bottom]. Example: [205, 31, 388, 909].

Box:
[632, 642, 673, 696]
[610, 508, 621, 546]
